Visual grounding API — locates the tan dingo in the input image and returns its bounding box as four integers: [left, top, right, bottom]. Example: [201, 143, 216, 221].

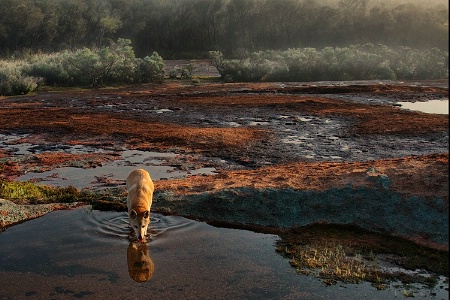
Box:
[127, 242, 154, 282]
[126, 169, 154, 242]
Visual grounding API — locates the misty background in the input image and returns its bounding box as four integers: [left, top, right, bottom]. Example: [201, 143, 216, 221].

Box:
[0, 0, 448, 58]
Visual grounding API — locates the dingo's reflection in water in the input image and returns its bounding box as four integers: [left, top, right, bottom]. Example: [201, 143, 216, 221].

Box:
[127, 241, 154, 282]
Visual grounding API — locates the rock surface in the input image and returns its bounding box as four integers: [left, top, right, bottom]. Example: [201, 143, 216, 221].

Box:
[0, 199, 81, 229]
[155, 153, 448, 250]
[0, 80, 448, 250]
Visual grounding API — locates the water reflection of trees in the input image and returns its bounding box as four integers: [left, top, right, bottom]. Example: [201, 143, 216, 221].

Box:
[127, 242, 154, 282]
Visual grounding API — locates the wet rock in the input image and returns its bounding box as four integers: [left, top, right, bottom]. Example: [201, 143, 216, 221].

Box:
[0, 199, 82, 230]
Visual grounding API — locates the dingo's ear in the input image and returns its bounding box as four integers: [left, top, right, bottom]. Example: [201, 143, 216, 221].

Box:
[143, 211, 149, 219]
[130, 210, 137, 219]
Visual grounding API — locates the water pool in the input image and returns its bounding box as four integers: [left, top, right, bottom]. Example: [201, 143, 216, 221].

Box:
[396, 99, 449, 114]
[0, 208, 445, 299]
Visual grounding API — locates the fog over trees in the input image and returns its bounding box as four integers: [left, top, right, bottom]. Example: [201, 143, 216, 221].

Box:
[0, 0, 448, 58]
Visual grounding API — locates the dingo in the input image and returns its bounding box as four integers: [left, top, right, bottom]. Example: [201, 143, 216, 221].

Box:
[127, 242, 154, 282]
[126, 169, 154, 242]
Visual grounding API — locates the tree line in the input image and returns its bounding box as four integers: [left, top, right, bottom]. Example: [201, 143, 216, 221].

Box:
[0, 0, 448, 58]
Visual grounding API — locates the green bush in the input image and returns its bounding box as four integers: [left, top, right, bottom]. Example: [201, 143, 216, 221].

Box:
[135, 52, 165, 83]
[1, 39, 165, 95]
[97, 38, 137, 84]
[0, 61, 41, 95]
[51, 39, 138, 86]
[392, 47, 449, 80]
[210, 44, 448, 82]
[23, 52, 71, 86]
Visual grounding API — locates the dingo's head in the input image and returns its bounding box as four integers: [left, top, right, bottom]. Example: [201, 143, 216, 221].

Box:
[127, 242, 154, 282]
[129, 209, 150, 242]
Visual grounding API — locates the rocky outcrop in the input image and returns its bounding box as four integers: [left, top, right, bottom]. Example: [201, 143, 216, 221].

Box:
[154, 186, 448, 250]
[154, 154, 449, 251]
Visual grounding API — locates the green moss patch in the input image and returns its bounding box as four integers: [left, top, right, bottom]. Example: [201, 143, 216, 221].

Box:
[0, 179, 124, 207]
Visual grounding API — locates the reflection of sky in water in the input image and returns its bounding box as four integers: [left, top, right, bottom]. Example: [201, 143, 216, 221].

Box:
[397, 99, 448, 114]
[0, 138, 216, 189]
[19, 165, 175, 188]
[1, 208, 445, 299]
[19, 164, 216, 189]
[17, 150, 216, 189]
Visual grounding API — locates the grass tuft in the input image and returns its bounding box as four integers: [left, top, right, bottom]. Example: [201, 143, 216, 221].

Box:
[278, 241, 382, 285]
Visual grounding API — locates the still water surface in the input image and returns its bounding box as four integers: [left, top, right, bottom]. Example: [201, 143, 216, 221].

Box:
[16, 149, 216, 189]
[397, 99, 449, 114]
[0, 207, 444, 299]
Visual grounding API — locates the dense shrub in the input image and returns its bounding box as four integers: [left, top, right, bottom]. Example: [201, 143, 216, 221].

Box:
[391, 47, 449, 80]
[0, 39, 165, 95]
[210, 44, 448, 82]
[25, 39, 142, 86]
[23, 52, 70, 86]
[97, 39, 137, 84]
[0, 61, 41, 96]
[135, 52, 165, 83]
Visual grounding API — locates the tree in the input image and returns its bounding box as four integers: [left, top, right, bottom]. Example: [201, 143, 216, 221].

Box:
[98, 16, 122, 46]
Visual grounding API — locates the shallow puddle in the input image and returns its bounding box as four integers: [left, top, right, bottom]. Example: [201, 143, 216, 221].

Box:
[0, 135, 216, 189]
[0, 208, 446, 299]
[396, 99, 449, 114]
[17, 159, 215, 189]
